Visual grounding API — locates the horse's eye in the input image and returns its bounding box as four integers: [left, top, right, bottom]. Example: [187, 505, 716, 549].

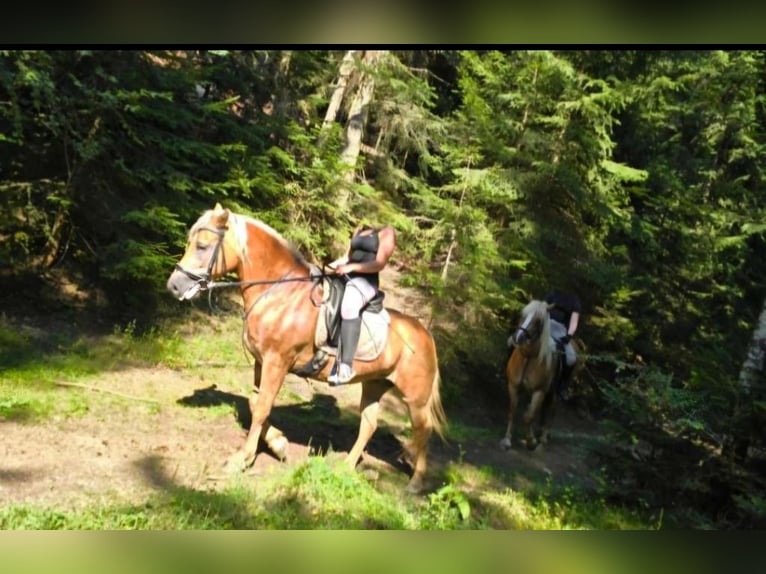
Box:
[196, 243, 209, 251]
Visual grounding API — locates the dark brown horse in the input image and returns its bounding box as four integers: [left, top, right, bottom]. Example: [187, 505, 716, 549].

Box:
[166, 203, 446, 493]
[499, 300, 580, 451]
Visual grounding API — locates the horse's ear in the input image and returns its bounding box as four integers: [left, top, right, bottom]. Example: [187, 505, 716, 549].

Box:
[212, 202, 229, 226]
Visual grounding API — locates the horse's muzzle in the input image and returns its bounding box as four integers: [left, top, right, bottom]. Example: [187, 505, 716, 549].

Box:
[167, 269, 202, 301]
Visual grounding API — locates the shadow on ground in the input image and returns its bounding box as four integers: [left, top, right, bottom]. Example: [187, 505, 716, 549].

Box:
[176, 384, 413, 481]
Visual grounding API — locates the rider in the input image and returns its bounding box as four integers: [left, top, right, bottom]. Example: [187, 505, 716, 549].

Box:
[544, 290, 581, 399]
[328, 222, 396, 384]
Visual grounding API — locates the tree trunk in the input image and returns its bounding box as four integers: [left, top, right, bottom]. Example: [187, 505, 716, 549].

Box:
[323, 50, 358, 129]
[738, 299, 766, 395]
[441, 156, 471, 282]
[337, 50, 385, 210]
[728, 297, 766, 463]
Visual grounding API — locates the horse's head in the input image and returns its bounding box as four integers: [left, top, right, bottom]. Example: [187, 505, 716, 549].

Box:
[166, 203, 240, 301]
[511, 300, 553, 350]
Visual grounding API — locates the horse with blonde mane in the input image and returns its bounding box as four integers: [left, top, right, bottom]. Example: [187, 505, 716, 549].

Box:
[166, 203, 446, 493]
[500, 299, 579, 451]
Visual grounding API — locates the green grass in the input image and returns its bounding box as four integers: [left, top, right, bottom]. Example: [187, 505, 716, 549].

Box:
[0, 454, 652, 530]
[0, 312, 249, 422]
[0, 311, 656, 530]
[0, 395, 47, 421]
[0, 457, 420, 529]
[444, 419, 499, 442]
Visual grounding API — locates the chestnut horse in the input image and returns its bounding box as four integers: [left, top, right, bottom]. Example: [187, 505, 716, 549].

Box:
[499, 300, 579, 451]
[166, 203, 446, 493]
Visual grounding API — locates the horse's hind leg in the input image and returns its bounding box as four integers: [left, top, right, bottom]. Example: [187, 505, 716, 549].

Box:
[344, 379, 392, 470]
[404, 398, 434, 494]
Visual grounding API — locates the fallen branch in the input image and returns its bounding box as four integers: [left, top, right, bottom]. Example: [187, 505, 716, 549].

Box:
[54, 381, 161, 404]
[188, 361, 253, 369]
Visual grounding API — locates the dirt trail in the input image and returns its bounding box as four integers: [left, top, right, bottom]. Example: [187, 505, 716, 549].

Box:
[1, 266, 604, 510]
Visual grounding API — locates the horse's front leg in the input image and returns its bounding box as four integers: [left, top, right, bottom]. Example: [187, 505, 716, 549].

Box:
[224, 354, 289, 473]
[523, 389, 546, 450]
[500, 355, 521, 450]
[537, 388, 557, 446]
[500, 382, 518, 451]
[250, 361, 289, 460]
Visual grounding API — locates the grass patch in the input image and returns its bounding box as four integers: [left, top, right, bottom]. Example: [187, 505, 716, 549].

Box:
[0, 312, 248, 422]
[0, 396, 47, 421]
[0, 457, 413, 529]
[445, 419, 499, 442]
[0, 324, 38, 368]
[0, 455, 653, 530]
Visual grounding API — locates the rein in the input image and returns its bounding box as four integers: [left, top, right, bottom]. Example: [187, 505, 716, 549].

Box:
[208, 274, 321, 290]
[175, 223, 335, 295]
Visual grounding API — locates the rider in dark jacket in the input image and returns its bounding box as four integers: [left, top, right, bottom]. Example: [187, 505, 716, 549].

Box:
[544, 290, 581, 398]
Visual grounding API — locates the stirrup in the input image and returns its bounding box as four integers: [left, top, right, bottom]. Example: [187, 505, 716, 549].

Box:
[329, 363, 356, 386]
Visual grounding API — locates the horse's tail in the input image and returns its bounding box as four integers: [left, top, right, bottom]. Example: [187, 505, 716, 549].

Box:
[428, 345, 448, 441]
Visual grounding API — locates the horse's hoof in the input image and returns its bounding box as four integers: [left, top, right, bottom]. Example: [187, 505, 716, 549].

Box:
[269, 436, 289, 462]
[405, 477, 425, 495]
[223, 451, 254, 474]
[499, 438, 513, 451]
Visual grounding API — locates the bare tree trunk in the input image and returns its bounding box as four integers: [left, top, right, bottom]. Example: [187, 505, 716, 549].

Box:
[728, 298, 766, 463]
[427, 156, 471, 330]
[323, 50, 358, 129]
[338, 50, 384, 210]
[441, 156, 471, 282]
[738, 300, 766, 394]
[274, 51, 292, 116]
[516, 65, 538, 150]
[551, 118, 568, 165]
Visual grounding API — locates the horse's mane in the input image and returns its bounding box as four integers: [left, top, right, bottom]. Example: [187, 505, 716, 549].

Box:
[233, 213, 313, 270]
[521, 299, 554, 369]
[192, 209, 311, 270]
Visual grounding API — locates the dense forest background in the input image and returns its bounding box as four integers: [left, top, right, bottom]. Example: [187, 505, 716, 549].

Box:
[2, 49, 766, 528]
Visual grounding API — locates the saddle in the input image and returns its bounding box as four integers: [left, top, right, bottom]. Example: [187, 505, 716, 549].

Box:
[292, 270, 390, 378]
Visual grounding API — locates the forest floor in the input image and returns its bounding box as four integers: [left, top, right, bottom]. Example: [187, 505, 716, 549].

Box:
[0, 266, 609, 517]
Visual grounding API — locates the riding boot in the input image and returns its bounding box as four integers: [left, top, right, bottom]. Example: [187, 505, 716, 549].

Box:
[331, 316, 362, 385]
[557, 363, 574, 401]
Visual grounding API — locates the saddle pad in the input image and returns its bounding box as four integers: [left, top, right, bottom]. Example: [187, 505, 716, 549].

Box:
[314, 303, 391, 362]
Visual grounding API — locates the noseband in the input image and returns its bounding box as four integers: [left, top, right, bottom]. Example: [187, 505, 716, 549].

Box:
[514, 313, 541, 345]
[174, 225, 227, 292]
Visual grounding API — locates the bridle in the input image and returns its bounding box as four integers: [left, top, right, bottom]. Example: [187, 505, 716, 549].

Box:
[173, 225, 228, 292]
[173, 221, 330, 307]
[513, 312, 542, 347]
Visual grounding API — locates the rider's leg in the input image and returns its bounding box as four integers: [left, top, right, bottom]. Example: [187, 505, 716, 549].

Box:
[557, 343, 577, 399]
[330, 278, 375, 385]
